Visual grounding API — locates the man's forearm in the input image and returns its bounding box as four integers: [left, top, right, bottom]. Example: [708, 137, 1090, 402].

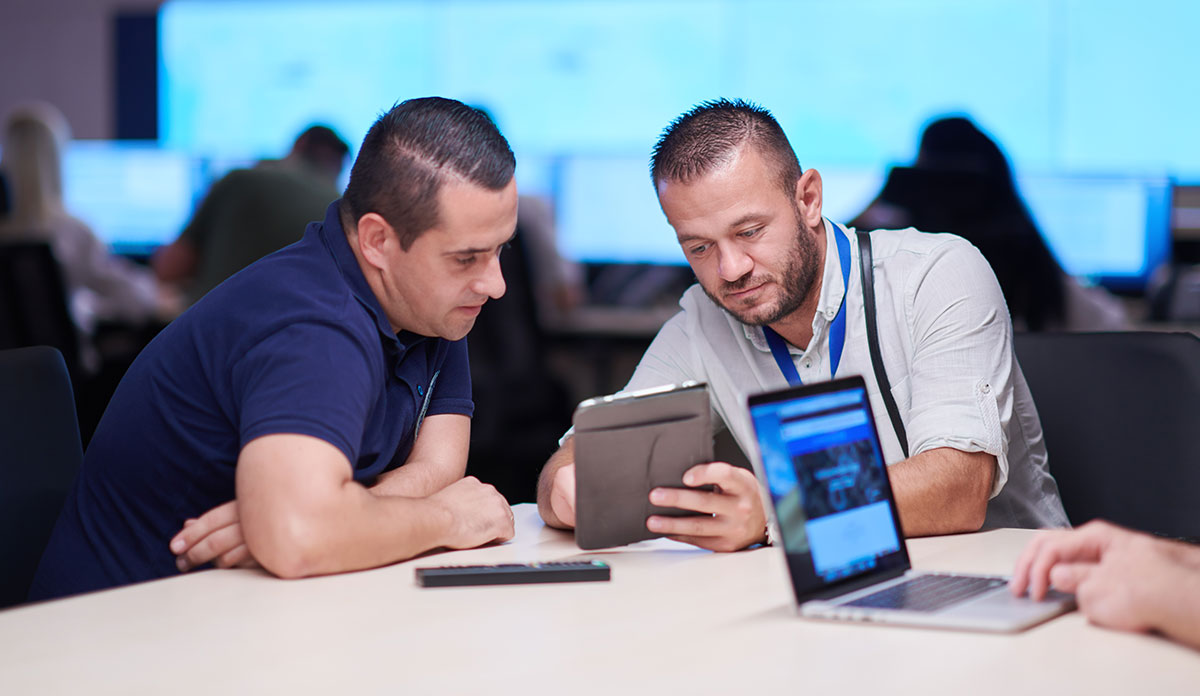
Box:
[887, 448, 995, 537]
[371, 413, 470, 498]
[371, 458, 464, 498]
[242, 478, 457, 578]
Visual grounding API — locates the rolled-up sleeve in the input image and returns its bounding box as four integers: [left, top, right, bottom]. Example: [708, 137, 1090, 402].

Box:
[903, 239, 1014, 497]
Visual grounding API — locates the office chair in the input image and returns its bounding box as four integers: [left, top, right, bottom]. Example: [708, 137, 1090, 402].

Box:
[0, 241, 80, 375]
[466, 231, 573, 503]
[0, 346, 84, 608]
[1014, 332, 1200, 539]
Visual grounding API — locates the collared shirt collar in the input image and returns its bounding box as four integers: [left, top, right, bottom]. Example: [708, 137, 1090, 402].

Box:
[317, 201, 427, 357]
[744, 218, 848, 353]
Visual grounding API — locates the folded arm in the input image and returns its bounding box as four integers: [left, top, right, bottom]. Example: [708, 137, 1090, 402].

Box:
[236, 432, 511, 578]
[369, 414, 469, 497]
[172, 415, 507, 576]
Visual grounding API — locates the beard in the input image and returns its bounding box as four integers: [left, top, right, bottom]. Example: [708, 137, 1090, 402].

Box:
[701, 219, 821, 327]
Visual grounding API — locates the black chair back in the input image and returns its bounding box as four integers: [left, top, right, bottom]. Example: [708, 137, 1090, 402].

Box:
[0, 242, 80, 373]
[0, 346, 83, 607]
[1015, 331, 1200, 538]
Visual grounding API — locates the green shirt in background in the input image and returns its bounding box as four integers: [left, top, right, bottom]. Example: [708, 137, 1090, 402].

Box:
[181, 161, 339, 305]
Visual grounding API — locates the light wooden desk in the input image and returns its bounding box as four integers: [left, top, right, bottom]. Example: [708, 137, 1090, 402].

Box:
[1, 505, 1196, 695]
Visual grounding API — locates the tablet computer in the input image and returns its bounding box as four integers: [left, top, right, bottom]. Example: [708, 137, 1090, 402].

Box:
[572, 381, 712, 550]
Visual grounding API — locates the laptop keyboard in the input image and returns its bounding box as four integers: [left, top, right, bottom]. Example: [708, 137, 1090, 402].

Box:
[844, 574, 1006, 613]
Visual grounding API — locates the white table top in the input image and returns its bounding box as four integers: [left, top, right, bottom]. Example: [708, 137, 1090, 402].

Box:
[1, 504, 1196, 695]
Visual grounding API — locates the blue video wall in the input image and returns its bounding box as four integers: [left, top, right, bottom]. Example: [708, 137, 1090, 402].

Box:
[156, 0, 1200, 283]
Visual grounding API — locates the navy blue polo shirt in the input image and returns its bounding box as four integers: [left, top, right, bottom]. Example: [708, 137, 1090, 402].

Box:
[29, 202, 473, 600]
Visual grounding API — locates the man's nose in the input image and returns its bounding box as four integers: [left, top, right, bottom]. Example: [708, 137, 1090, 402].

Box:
[474, 253, 507, 300]
[717, 242, 753, 283]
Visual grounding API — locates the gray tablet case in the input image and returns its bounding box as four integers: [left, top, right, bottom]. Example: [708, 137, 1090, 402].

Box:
[573, 382, 712, 550]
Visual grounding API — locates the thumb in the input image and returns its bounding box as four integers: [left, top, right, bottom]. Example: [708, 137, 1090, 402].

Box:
[1048, 562, 1095, 594]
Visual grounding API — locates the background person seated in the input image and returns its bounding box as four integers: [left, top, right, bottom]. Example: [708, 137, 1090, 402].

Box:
[851, 116, 1128, 332]
[153, 125, 349, 305]
[0, 102, 162, 361]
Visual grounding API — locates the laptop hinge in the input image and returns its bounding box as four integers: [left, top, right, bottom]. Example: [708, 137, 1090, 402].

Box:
[801, 564, 909, 602]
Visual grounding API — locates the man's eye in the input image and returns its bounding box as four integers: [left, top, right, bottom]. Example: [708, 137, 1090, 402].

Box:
[688, 244, 709, 256]
[456, 256, 477, 266]
[738, 227, 762, 239]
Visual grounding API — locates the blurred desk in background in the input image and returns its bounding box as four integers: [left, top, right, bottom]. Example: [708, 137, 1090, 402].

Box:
[546, 303, 680, 400]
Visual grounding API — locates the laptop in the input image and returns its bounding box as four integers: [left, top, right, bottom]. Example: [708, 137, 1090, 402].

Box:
[747, 376, 1074, 632]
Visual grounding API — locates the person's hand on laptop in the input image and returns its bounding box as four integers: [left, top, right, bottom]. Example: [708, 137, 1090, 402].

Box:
[1010, 519, 1200, 648]
[646, 462, 767, 552]
[1011, 519, 1191, 600]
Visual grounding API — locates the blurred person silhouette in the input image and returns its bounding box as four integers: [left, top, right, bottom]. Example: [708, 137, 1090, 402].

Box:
[851, 116, 1128, 332]
[460, 107, 578, 503]
[153, 125, 349, 305]
[0, 102, 161, 364]
[510, 192, 586, 325]
[468, 107, 584, 325]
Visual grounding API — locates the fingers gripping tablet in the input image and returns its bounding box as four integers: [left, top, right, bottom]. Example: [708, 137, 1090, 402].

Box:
[573, 382, 713, 550]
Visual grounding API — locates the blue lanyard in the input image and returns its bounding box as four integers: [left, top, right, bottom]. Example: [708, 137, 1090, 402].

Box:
[763, 220, 852, 386]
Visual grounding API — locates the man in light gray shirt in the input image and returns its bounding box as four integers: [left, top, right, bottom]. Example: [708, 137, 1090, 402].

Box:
[537, 99, 1067, 551]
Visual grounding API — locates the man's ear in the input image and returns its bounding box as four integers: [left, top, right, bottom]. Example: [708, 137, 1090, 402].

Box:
[354, 212, 396, 270]
[794, 169, 825, 230]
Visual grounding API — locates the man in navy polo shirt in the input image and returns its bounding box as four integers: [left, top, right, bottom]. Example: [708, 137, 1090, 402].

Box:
[30, 98, 518, 600]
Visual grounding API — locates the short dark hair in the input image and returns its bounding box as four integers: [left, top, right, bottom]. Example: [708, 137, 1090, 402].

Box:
[294, 125, 350, 159]
[650, 98, 801, 198]
[341, 97, 516, 249]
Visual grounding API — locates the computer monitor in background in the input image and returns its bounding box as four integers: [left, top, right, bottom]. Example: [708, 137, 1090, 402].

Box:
[556, 156, 679, 265]
[554, 156, 883, 266]
[1020, 174, 1172, 291]
[63, 141, 199, 256]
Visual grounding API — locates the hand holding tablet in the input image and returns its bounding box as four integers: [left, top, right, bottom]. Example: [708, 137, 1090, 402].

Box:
[572, 382, 714, 550]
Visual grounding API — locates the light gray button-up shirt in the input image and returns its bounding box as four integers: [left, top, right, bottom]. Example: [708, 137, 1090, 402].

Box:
[619, 220, 1068, 529]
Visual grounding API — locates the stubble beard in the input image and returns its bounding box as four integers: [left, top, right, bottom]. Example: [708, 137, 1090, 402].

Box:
[702, 222, 820, 327]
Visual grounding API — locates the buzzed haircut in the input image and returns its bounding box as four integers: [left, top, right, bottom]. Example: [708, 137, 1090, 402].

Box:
[650, 98, 802, 198]
[341, 97, 516, 249]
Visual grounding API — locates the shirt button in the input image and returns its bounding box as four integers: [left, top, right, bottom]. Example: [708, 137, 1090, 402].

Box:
[825, 309, 836, 320]
[981, 383, 991, 394]
[803, 360, 812, 369]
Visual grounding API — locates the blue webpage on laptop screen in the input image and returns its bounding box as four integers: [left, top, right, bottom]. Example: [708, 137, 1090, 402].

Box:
[751, 386, 901, 583]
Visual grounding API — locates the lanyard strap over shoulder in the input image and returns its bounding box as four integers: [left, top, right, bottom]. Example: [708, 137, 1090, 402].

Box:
[857, 230, 910, 459]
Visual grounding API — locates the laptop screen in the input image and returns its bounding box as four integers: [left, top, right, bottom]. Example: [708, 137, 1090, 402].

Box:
[749, 376, 910, 597]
